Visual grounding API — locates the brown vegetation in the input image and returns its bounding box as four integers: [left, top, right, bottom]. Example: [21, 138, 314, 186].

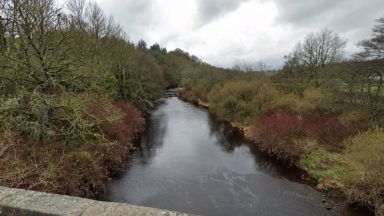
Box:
[0, 101, 144, 198]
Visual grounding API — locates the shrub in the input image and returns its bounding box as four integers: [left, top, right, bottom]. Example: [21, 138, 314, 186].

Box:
[251, 110, 308, 162]
[0, 100, 145, 199]
[344, 127, 384, 215]
[59, 151, 107, 198]
[99, 102, 145, 173]
[208, 79, 280, 124]
[267, 87, 330, 113]
[251, 110, 358, 163]
[303, 111, 357, 149]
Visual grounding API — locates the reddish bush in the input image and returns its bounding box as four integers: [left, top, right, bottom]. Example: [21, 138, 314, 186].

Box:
[303, 111, 357, 149]
[101, 101, 145, 174]
[251, 110, 359, 163]
[251, 111, 307, 162]
[105, 102, 145, 145]
[58, 151, 108, 198]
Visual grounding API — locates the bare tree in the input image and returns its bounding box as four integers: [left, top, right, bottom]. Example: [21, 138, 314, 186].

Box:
[86, 1, 105, 41]
[65, 0, 87, 31]
[233, 59, 269, 72]
[294, 29, 346, 68]
[284, 29, 346, 87]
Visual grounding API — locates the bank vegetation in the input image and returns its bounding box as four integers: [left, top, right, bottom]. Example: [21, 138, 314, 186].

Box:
[0, 0, 199, 198]
[180, 20, 384, 215]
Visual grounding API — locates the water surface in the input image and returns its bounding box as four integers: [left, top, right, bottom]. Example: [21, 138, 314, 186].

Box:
[106, 95, 341, 216]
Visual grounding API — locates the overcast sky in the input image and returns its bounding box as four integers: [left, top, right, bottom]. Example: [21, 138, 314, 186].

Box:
[60, 0, 384, 68]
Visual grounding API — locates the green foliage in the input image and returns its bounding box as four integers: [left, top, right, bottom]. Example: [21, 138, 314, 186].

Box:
[208, 79, 279, 124]
[0, 91, 56, 139]
[0, 0, 183, 198]
[343, 127, 384, 214]
[298, 128, 384, 215]
[300, 149, 350, 182]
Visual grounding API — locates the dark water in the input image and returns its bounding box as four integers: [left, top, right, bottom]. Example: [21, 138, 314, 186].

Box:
[106, 95, 345, 216]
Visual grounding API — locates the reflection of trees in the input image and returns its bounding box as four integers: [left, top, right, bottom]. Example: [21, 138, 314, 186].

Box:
[207, 114, 310, 184]
[207, 116, 242, 153]
[136, 114, 168, 165]
[247, 144, 310, 184]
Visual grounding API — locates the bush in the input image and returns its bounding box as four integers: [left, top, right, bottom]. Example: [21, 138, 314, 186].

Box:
[208, 79, 280, 124]
[266, 87, 330, 113]
[0, 100, 145, 199]
[251, 110, 309, 162]
[344, 127, 384, 215]
[251, 110, 358, 163]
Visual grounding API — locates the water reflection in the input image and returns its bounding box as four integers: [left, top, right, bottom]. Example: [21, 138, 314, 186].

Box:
[106, 96, 341, 216]
[207, 116, 310, 183]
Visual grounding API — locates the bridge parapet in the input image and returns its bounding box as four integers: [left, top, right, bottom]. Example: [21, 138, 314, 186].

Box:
[0, 186, 194, 216]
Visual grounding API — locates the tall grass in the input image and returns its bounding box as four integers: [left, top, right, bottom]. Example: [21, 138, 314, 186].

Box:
[344, 127, 384, 215]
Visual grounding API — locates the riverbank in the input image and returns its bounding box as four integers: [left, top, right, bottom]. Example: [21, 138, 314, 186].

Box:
[0, 101, 146, 199]
[107, 95, 344, 216]
[178, 90, 375, 215]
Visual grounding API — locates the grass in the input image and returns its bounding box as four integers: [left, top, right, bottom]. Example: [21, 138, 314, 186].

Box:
[300, 148, 351, 182]
[299, 127, 384, 215]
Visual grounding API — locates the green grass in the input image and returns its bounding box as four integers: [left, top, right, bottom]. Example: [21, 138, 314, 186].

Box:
[300, 148, 352, 183]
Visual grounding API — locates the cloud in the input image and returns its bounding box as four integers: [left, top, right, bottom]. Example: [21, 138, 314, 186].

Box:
[100, 0, 157, 41]
[271, 0, 384, 58]
[195, 0, 251, 27]
[272, 0, 383, 36]
[59, 0, 384, 68]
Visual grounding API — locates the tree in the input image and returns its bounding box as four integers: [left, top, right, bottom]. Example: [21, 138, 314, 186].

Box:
[150, 43, 160, 51]
[137, 39, 147, 50]
[0, 0, 75, 95]
[65, 0, 87, 31]
[359, 15, 384, 59]
[283, 29, 346, 88]
[232, 59, 269, 72]
[293, 29, 346, 68]
[0, 0, 6, 53]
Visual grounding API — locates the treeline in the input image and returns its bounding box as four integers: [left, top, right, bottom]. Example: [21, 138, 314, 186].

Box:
[0, 0, 199, 198]
[180, 20, 384, 214]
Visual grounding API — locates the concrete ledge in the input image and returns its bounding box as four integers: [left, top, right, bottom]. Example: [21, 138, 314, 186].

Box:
[0, 187, 194, 216]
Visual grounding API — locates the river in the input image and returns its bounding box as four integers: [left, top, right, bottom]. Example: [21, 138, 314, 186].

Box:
[106, 94, 345, 216]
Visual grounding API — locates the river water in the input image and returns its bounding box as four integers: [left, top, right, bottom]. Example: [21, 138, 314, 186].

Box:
[106, 95, 344, 216]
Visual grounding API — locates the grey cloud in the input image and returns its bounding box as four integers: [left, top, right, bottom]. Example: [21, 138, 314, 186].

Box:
[273, 0, 344, 24]
[97, 0, 384, 68]
[102, 0, 156, 41]
[196, 0, 251, 27]
[271, 0, 384, 58]
[273, 0, 384, 32]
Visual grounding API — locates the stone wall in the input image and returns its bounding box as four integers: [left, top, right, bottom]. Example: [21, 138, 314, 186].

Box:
[0, 187, 194, 216]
